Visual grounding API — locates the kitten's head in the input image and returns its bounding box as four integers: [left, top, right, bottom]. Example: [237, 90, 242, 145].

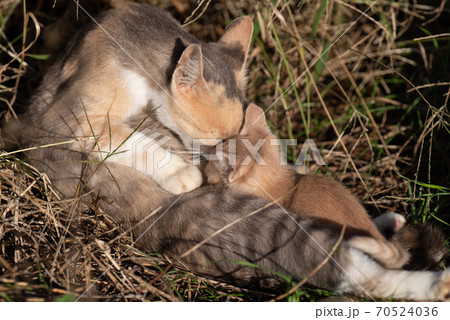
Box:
[206, 103, 282, 193]
[169, 17, 253, 145]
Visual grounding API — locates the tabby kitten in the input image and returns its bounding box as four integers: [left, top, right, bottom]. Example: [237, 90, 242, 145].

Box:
[205, 104, 409, 269]
[22, 4, 252, 195]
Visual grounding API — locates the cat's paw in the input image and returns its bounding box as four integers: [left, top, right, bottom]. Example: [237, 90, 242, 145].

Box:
[160, 165, 203, 194]
[373, 212, 406, 234]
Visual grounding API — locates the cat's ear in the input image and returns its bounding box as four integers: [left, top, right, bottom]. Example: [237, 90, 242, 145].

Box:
[219, 16, 253, 89]
[229, 157, 254, 183]
[173, 44, 207, 91]
[240, 103, 270, 136]
[219, 16, 253, 55]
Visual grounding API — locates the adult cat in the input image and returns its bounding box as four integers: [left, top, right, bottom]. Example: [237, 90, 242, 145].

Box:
[22, 3, 252, 195]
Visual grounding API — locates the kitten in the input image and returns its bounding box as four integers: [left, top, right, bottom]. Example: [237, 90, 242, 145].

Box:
[205, 103, 409, 269]
[21, 4, 252, 195]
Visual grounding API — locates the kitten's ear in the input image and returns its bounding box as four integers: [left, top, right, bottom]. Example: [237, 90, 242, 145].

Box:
[173, 44, 207, 91]
[229, 158, 254, 183]
[240, 103, 270, 136]
[219, 16, 253, 89]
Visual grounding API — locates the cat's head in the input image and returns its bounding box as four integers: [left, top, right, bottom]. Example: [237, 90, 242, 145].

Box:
[206, 103, 282, 193]
[169, 17, 253, 145]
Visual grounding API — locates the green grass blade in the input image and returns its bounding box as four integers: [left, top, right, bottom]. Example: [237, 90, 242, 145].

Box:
[312, 0, 327, 37]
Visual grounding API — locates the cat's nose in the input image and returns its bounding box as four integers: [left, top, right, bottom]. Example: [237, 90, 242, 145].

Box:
[196, 138, 223, 146]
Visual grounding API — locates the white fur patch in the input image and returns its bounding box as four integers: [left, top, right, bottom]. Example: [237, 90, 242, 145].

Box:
[373, 212, 406, 233]
[338, 248, 447, 301]
[122, 69, 166, 116]
[104, 130, 202, 194]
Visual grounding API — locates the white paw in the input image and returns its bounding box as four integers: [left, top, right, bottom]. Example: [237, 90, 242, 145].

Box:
[373, 212, 406, 233]
[160, 165, 203, 194]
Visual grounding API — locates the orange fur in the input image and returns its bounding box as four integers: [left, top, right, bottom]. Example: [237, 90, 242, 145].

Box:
[73, 59, 140, 155]
[170, 82, 243, 143]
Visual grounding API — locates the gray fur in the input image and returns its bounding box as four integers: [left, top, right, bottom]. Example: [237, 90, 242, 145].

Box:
[70, 5, 245, 100]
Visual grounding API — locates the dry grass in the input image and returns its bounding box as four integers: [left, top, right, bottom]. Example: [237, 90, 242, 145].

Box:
[1, 0, 449, 301]
[0, 155, 274, 301]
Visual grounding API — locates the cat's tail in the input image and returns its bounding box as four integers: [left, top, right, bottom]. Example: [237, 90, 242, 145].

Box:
[347, 236, 410, 269]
